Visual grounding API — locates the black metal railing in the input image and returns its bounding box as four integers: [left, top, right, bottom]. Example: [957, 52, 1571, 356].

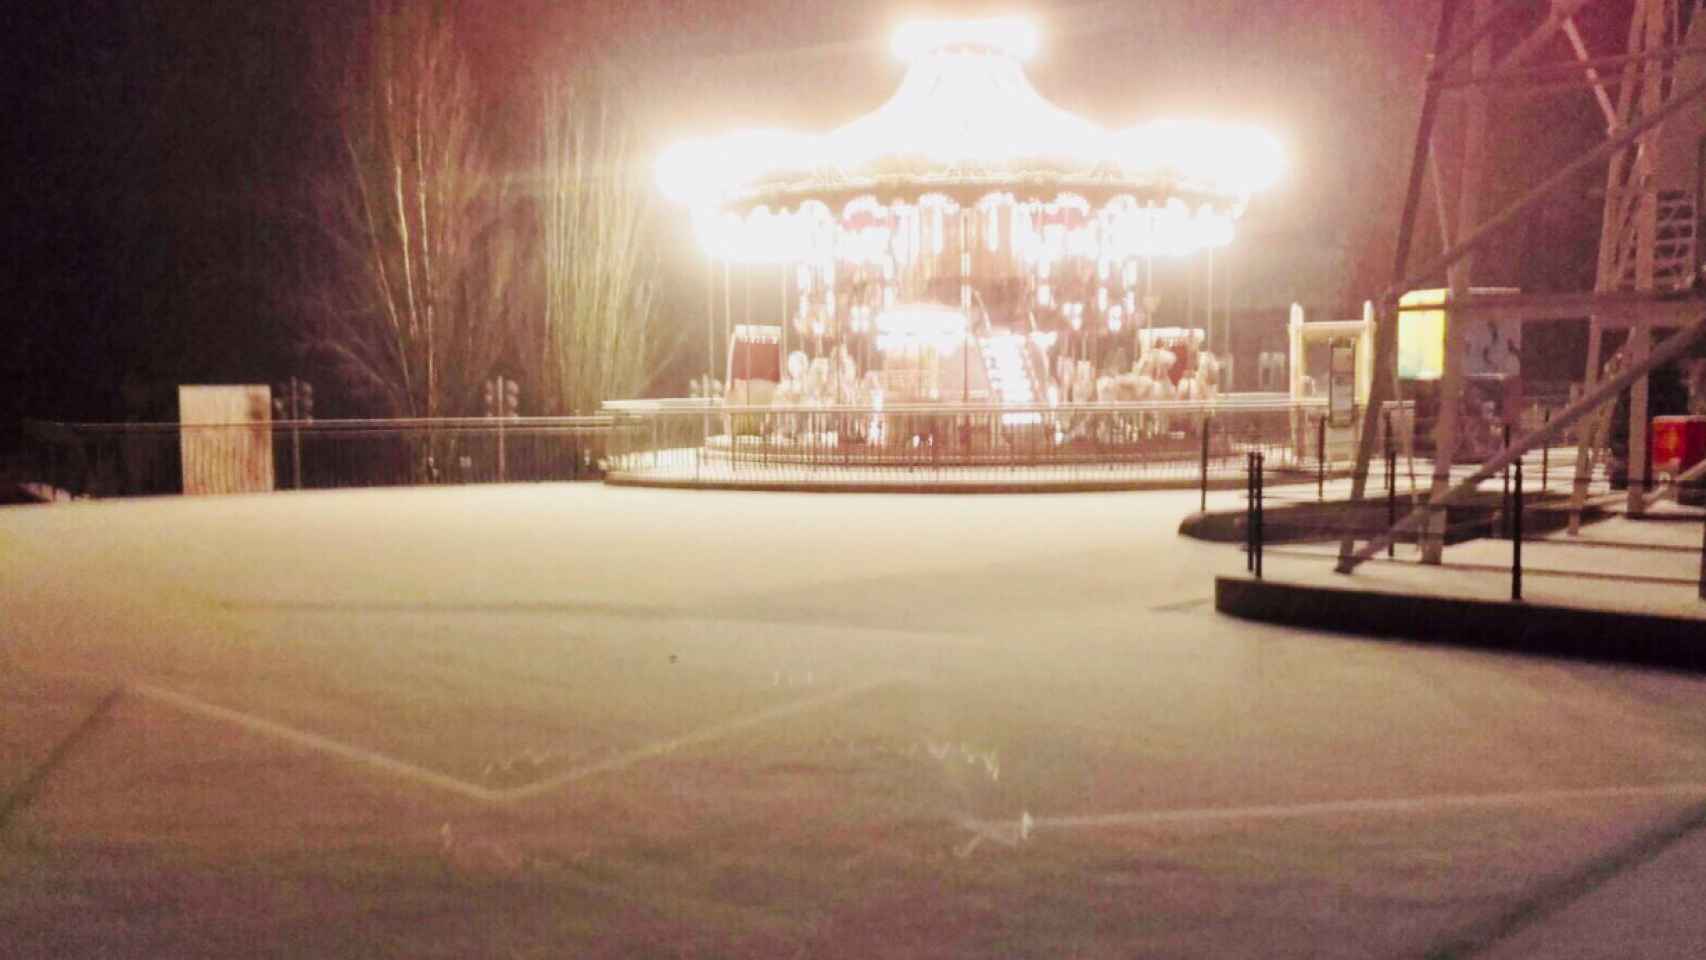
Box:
[602, 398, 1334, 488]
[20, 417, 611, 499]
[1236, 407, 1705, 606]
[1247, 450, 1265, 578]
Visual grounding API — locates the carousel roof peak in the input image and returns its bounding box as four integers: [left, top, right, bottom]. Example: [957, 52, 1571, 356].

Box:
[891, 16, 1038, 62]
[657, 15, 1283, 218]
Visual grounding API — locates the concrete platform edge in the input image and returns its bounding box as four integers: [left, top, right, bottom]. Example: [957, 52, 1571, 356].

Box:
[1215, 575, 1706, 672]
[605, 472, 1242, 494]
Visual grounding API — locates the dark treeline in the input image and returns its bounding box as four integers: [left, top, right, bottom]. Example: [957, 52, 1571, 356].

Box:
[3, 0, 1635, 446]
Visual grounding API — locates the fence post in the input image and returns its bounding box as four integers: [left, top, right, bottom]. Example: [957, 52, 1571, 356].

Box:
[1541, 407, 1551, 489]
[1501, 423, 1512, 540]
[288, 378, 303, 490]
[1387, 447, 1398, 559]
[1698, 509, 1705, 600]
[1385, 407, 1397, 558]
[1255, 451, 1265, 579]
[1248, 450, 1262, 569]
[1200, 414, 1211, 513]
[1513, 453, 1524, 602]
[1316, 414, 1326, 502]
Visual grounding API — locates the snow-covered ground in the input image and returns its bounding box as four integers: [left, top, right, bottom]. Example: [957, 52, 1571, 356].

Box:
[3, 484, 1706, 958]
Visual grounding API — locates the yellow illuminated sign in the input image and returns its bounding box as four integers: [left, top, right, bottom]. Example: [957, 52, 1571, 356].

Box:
[1397, 289, 1446, 381]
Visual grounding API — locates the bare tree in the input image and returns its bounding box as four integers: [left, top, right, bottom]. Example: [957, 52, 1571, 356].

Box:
[311, 0, 520, 418]
[531, 71, 660, 415]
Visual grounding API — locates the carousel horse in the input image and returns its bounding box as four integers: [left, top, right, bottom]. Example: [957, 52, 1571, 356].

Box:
[835, 348, 859, 404]
[1197, 352, 1222, 394]
[1070, 361, 1096, 403]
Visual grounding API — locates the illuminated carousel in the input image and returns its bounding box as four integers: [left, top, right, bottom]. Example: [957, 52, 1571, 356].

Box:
[648, 16, 1285, 472]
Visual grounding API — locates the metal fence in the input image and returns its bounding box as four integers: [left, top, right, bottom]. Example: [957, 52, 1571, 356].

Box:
[1241, 412, 1705, 605]
[603, 397, 1355, 488]
[21, 417, 611, 499]
[19, 396, 1605, 501]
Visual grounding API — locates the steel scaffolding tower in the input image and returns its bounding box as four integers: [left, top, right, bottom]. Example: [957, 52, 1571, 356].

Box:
[1337, 0, 1706, 574]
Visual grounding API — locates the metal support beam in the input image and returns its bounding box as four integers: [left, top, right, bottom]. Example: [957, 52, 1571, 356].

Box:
[1339, 0, 1466, 567]
[1338, 308, 1706, 572]
[1570, 0, 1659, 532]
[1563, 17, 1630, 132]
[1568, 319, 1606, 535]
[1487, 0, 1604, 74]
[1394, 289, 1706, 324]
[1428, 140, 1457, 254]
[1425, 0, 1494, 564]
[1641, 450, 1706, 509]
[1628, 320, 1654, 513]
[1442, 36, 1706, 91]
[1430, 0, 1561, 79]
[1340, 1, 1706, 571]
[1392, 69, 1706, 299]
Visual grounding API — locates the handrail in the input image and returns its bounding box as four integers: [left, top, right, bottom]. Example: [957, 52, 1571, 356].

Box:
[27, 399, 1363, 429]
[23, 416, 614, 433]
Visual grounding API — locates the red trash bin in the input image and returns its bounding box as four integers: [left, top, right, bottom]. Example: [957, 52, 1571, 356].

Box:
[1652, 415, 1706, 505]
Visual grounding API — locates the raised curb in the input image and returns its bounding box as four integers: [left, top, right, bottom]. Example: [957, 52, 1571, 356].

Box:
[1215, 575, 1706, 672]
[605, 472, 1258, 495]
[1179, 494, 1592, 544]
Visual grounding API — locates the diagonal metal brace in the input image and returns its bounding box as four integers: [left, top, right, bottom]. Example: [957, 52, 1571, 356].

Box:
[1391, 69, 1706, 302]
[1338, 307, 1706, 573]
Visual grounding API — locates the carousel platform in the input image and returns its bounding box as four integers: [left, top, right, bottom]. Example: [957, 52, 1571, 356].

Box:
[603, 445, 1272, 493]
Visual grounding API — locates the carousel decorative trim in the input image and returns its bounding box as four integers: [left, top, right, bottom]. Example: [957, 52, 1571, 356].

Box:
[658, 16, 1283, 260]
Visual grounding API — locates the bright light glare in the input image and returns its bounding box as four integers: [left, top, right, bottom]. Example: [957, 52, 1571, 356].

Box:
[654, 138, 708, 206]
[982, 333, 1042, 423]
[698, 193, 1237, 263]
[655, 17, 1280, 263]
[1112, 120, 1285, 197]
[831, 32, 1102, 173]
[875, 306, 968, 353]
[655, 128, 813, 209]
[892, 16, 1038, 62]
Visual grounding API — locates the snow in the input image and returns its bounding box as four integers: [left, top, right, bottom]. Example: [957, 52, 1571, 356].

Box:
[3, 484, 1705, 958]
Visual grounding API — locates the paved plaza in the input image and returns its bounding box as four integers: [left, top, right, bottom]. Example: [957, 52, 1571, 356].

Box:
[4, 484, 1706, 958]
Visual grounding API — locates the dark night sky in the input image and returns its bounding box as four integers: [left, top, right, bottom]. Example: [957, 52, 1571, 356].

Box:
[3, 1, 1630, 445]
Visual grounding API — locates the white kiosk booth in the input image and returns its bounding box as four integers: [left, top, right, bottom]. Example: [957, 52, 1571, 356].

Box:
[1289, 302, 1376, 461]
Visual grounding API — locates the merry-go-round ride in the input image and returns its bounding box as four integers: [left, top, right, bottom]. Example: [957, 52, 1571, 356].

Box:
[646, 16, 1294, 473]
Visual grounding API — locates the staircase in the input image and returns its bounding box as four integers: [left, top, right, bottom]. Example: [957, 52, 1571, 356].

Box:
[981, 333, 1044, 425]
[1653, 189, 1697, 292]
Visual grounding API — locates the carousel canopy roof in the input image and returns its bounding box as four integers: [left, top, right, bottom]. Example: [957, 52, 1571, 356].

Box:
[658, 17, 1284, 215]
